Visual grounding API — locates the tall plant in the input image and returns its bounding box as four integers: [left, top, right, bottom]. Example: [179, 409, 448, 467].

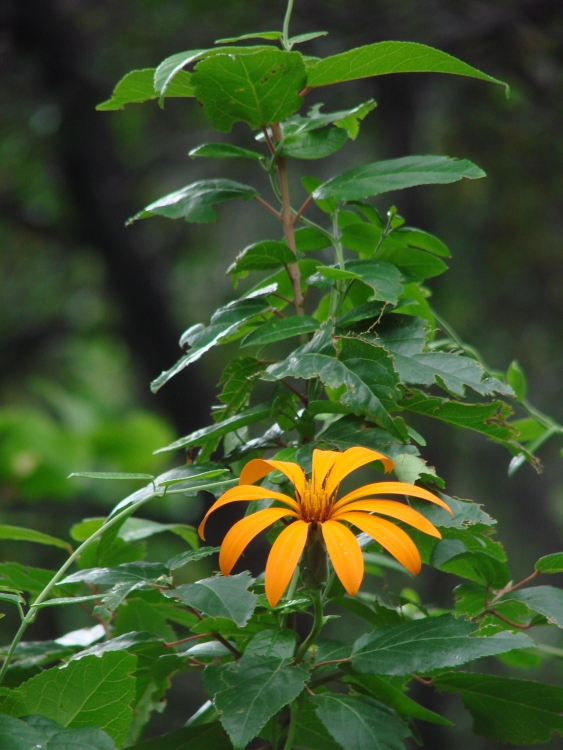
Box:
[1, 3, 563, 749]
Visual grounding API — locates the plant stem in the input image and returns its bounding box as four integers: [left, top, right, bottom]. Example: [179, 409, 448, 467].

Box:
[282, 0, 295, 51]
[280, 567, 300, 629]
[282, 699, 299, 750]
[0, 487, 164, 685]
[294, 588, 324, 663]
[328, 211, 346, 319]
[271, 123, 305, 317]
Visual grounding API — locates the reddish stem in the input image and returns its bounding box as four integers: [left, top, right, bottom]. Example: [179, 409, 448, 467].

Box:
[254, 195, 282, 220]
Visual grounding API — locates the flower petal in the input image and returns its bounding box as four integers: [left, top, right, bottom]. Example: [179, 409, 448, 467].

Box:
[333, 481, 452, 514]
[312, 449, 341, 492]
[219, 508, 297, 576]
[265, 520, 309, 606]
[331, 500, 442, 538]
[321, 519, 364, 596]
[239, 459, 307, 497]
[337, 511, 421, 574]
[198, 485, 300, 540]
[325, 447, 394, 498]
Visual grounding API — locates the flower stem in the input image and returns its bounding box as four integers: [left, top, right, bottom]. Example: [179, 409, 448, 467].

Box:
[294, 588, 324, 663]
[0, 487, 164, 685]
[282, 0, 295, 51]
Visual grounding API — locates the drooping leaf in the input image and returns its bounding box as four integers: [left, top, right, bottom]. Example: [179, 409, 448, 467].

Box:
[205, 655, 309, 748]
[351, 614, 533, 676]
[0, 652, 136, 745]
[241, 315, 319, 348]
[313, 155, 485, 202]
[189, 143, 263, 161]
[0, 715, 117, 750]
[280, 127, 349, 159]
[306, 41, 508, 93]
[128, 179, 257, 225]
[270, 100, 376, 141]
[0, 562, 78, 597]
[192, 49, 307, 131]
[127, 722, 233, 750]
[227, 240, 296, 279]
[151, 290, 273, 392]
[344, 671, 452, 726]
[314, 693, 410, 750]
[0, 525, 69, 551]
[498, 586, 563, 628]
[164, 572, 257, 627]
[155, 402, 271, 454]
[97, 68, 194, 111]
[434, 672, 563, 744]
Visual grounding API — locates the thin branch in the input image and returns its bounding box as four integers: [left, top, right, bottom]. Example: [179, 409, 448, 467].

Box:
[261, 126, 276, 155]
[164, 634, 211, 648]
[312, 657, 351, 670]
[487, 609, 534, 630]
[491, 569, 541, 605]
[282, 379, 309, 406]
[271, 291, 294, 306]
[293, 195, 314, 224]
[254, 195, 282, 220]
[412, 674, 433, 686]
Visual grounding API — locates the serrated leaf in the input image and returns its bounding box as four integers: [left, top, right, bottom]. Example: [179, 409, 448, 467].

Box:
[306, 41, 508, 93]
[189, 142, 263, 160]
[536, 553, 563, 574]
[206, 655, 309, 748]
[168, 546, 220, 571]
[262, 100, 376, 139]
[0, 652, 136, 745]
[352, 614, 533, 675]
[280, 127, 348, 159]
[0, 524, 69, 551]
[151, 291, 272, 392]
[128, 179, 257, 225]
[127, 722, 232, 750]
[244, 629, 297, 658]
[0, 715, 117, 750]
[318, 415, 407, 455]
[155, 402, 271, 453]
[165, 572, 257, 626]
[214, 357, 263, 422]
[289, 697, 343, 750]
[264, 339, 405, 440]
[96, 68, 195, 110]
[193, 49, 307, 131]
[241, 315, 319, 347]
[344, 671, 452, 726]
[61, 561, 169, 588]
[227, 240, 296, 278]
[314, 693, 410, 750]
[313, 260, 404, 305]
[434, 672, 563, 744]
[499, 586, 563, 628]
[0, 562, 78, 597]
[314, 155, 485, 202]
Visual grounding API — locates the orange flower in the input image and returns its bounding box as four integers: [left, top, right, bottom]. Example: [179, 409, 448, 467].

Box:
[198, 447, 452, 606]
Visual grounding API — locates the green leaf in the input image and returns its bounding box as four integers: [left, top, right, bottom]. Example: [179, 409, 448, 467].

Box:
[155, 402, 271, 453]
[0, 715, 117, 750]
[0, 652, 136, 745]
[352, 614, 533, 676]
[189, 143, 263, 161]
[376, 243, 448, 281]
[0, 524, 69, 551]
[192, 49, 307, 131]
[302, 175, 337, 214]
[264, 338, 406, 440]
[314, 693, 410, 750]
[270, 100, 376, 138]
[344, 672, 452, 726]
[289, 31, 329, 46]
[117, 517, 198, 547]
[241, 315, 319, 348]
[244, 629, 297, 658]
[214, 357, 263, 421]
[68, 472, 155, 481]
[128, 179, 257, 225]
[216, 31, 283, 43]
[294, 227, 332, 251]
[281, 127, 348, 159]
[127, 723, 233, 750]
[227, 240, 296, 278]
[0, 562, 78, 596]
[393, 227, 451, 258]
[306, 41, 509, 94]
[434, 672, 563, 744]
[313, 155, 485, 202]
[61, 561, 169, 588]
[507, 359, 528, 400]
[154, 49, 207, 96]
[310, 260, 403, 305]
[96, 68, 194, 110]
[536, 553, 563, 574]
[399, 390, 515, 444]
[165, 572, 257, 627]
[168, 547, 220, 571]
[151, 290, 273, 392]
[290, 696, 343, 750]
[206, 655, 309, 748]
[499, 586, 563, 628]
[510, 417, 545, 442]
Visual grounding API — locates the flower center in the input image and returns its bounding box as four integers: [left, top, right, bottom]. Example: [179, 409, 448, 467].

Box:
[300, 481, 330, 523]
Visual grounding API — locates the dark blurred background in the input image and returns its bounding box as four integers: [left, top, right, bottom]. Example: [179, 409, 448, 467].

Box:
[1, 0, 563, 747]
